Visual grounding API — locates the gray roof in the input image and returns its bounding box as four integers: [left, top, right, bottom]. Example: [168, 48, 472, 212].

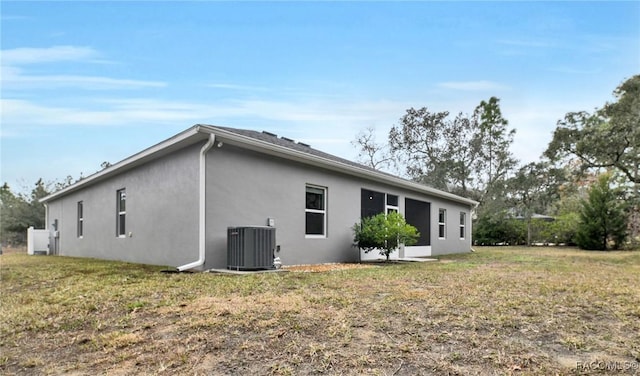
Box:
[212, 125, 396, 177]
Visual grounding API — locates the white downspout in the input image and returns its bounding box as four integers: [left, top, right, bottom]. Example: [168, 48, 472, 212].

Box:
[43, 203, 49, 229]
[177, 134, 216, 271]
[43, 203, 49, 254]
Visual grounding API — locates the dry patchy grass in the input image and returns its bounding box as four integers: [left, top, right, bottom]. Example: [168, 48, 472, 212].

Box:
[1, 247, 639, 375]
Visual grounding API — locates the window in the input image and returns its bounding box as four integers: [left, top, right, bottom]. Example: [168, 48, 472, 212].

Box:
[116, 189, 126, 237]
[438, 209, 446, 239]
[77, 201, 84, 238]
[459, 212, 466, 239]
[361, 189, 385, 219]
[305, 185, 326, 237]
[386, 194, 399, 214]
[361, 189, 399, 218]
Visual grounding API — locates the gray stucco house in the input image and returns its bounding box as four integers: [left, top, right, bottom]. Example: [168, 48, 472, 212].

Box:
[40, 124, 478, 270]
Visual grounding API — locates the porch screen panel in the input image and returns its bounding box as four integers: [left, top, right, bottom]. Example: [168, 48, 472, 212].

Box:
[361, 189, 385, 219]
[405, 198, 431, 246]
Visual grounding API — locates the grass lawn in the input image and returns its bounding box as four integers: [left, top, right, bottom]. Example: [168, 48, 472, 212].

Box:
[1, 247, 639, 375]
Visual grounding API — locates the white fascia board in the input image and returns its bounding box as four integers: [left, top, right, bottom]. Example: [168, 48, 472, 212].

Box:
[200, 126, 479, 207]
[40, 126, 207, 203]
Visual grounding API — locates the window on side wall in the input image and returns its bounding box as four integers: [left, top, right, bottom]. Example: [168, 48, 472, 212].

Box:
[360, 189, 398, 218]
[116, 189, 126, 237]
[361, 189, 385, 219]
[386, 194, 399, 214]
[438, 208, 446, 239]
[305, 185, 326, 237]
[459, 212, 466, 239]
[77, 201, 84, 238]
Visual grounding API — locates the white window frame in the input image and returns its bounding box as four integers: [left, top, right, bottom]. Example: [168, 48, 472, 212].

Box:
[459, 212, 466, 239]
[305, 185, 327, 238]
[438, 208, 446, 239]
[116, 189, 126, 238]
[77, 201, 84, 238]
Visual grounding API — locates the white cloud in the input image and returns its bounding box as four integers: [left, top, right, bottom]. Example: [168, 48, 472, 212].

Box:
[0, 15, 31, 21]
[1, 96, 404, 128]
[0, 99, 210, 129]
[438, 80, 509, 91]
[233, 99, 364, 123]
[1, 45, 163, 90]
[0, 94, 409, 180]
[2, 92, 583, 170]
[496, 39, 557, 49]
[206, 83, 270, 92]
[2, 68, 166, 90]
[547, 66, 601, 75]
[1, 45, 98, 65]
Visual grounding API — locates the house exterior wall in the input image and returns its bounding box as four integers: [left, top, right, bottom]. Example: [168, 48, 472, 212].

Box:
[45, 145, 201, 267]
[429, 200, 473, 256]
[202, 144, 473, 269]
[44, 133, 474, 269]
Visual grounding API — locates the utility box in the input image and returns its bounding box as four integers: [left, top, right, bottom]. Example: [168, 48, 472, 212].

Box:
[227, 226, 276, 271]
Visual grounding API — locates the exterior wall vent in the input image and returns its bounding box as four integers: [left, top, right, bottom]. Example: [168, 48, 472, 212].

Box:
[227, 226, 276, 270]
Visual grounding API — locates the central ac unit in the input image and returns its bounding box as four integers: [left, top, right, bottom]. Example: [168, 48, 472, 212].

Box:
[227, 226, 276, 271]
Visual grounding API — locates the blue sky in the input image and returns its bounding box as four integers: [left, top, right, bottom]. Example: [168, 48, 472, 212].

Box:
[1, 1, 639, 192]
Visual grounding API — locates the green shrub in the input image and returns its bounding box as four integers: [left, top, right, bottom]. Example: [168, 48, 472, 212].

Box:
[353, 212, 419, 261]
[473, 210, 526, 246]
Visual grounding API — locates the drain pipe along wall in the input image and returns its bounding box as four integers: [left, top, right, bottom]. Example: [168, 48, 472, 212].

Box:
[177, 133, 216, 271]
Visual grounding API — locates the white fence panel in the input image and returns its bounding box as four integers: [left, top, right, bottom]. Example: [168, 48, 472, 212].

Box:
[27, 227, 50, 255]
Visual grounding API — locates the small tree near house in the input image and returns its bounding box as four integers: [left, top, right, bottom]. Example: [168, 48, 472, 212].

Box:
[353, 212, 420, 261]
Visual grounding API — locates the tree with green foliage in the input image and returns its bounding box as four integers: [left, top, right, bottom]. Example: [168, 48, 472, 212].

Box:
[381, 98, 519, 246]
[473, 97, 518, 200]
[507, 161, 566, 246]
[546, 76, 639, 246]
[353, 211, 419, 261]
[0, 179, 50, 245]
[388, 97, 517, 204]
[546, 75, 639, 185]
[1, 183, 21, 244]
[576, 173, 628, 250]
[388, 108, 472, 193]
